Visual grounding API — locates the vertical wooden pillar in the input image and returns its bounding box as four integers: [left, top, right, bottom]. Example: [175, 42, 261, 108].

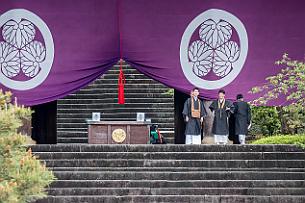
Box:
[174, 89, 189, 144]
[31, 100, 57, 144]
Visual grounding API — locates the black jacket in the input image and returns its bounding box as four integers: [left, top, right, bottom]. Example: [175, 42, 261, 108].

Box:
[233, 101, 251, 135]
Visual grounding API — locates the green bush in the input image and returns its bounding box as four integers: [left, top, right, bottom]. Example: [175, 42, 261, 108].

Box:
[0, 90, 55, 203]
[249, 106, 281, 136]
[249, 105, 305, 137]
[278, 105, 305, 134]
[251, 134, 305, 148]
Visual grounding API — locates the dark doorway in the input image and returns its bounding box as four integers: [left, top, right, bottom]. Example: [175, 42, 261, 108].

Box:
[174, 89, 189, 144]
[31, 100, 57, 144]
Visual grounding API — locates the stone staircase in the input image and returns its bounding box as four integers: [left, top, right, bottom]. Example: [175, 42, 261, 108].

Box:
[32, 144, 305, 203]
[57, 63, 174, 144]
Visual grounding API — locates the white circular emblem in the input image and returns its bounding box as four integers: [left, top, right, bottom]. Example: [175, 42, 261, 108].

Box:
[180, 9, 248, 90]
[0, 9, 54, 90]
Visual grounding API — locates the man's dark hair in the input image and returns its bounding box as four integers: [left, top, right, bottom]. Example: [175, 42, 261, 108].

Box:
[236, 94, 243, 100]
[218, 89, 225, 94]
[193, 87, 199, 91]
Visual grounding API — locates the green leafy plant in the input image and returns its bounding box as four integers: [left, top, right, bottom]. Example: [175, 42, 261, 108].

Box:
[251, 134, 305, 149]
[250, 54, 305, 135]
[0, 90, 55, 203]
[277, 105, 305, 134]
[250, 53, 304, 106]
[249, 106, 281, 136]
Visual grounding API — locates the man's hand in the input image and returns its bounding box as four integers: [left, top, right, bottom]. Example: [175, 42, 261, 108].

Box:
[200, 117, 204, 123]
[185, 116, 189, 122]
[248, 122, 252, 130]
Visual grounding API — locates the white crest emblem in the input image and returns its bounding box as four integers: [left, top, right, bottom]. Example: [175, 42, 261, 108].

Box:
[0, 9, 54, 90]
[180, 9, 248, 90]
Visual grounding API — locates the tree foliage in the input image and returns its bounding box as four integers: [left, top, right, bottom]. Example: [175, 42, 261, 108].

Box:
[250, 54, 305, 135]
[249, 106, 281, 136]
[0, 90, 55, 203]
[251, 53, 305, 106]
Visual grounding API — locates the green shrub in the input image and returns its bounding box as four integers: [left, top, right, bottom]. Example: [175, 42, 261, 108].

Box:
[0, 90, 55, 203]
[278, 105, 305, 134]
[251, 134, 305, 148]
[249, 106, 281, 136]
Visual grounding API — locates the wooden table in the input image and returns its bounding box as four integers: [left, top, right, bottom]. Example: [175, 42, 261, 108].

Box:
[88, 121, 151, 144]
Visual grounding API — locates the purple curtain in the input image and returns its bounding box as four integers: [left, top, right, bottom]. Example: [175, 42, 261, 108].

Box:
[0, 0, 119, 105]
[121, 0, 305, 104]
[0, 0, 304, 105]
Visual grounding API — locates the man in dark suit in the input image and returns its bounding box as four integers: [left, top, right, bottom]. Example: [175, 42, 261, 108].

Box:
[233, 94, 251, 144]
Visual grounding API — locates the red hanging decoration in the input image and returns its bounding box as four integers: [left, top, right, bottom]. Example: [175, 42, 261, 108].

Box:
[118, 59, 125, 104]
[117, 0, 125, 104]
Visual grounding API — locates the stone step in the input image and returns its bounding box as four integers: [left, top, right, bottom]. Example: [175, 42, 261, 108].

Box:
[46, 187, 305, 196]
[57, 117, 172, 123]
[56, 137, 88, 144]
[101, 71, 146, 76]
[162, 137, 174, 143]
[56, 123, 90, 129]
[57, 108, 174, 114]
[57, 121, 174, 127]
[50, 171, 305, 181]
[48, 167, 305, 172]
[57, 120, 174, 126]
[57, 131, 87, 137]
[101, 74, 154, 80]
[50, 179, 305, 188]
[105, 68, 140, 74]
[57, 127, 88, 131]
[102, 72, 148, 78]
[160, 131, 174, 137]
[57, 103, 174, 109]
[64, 93, 173, 99]
[56, 118, 174, 124]
[42, 160, 305, 168]
[33, 152, 305, 160]
[32, 144, 305, 202]
[89, 78, 162, 85]
[56, 121, 173, 128]
[30, 144, 305, 153]
[57, 112, 174, 120]
[78, 83, 168, 90]
[73, 88, 171, 94]
[34, 195, 305, 203]
[57, 118, 173, 123]
[57, 98, 173, 104]
[57, 112, 174, 119]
